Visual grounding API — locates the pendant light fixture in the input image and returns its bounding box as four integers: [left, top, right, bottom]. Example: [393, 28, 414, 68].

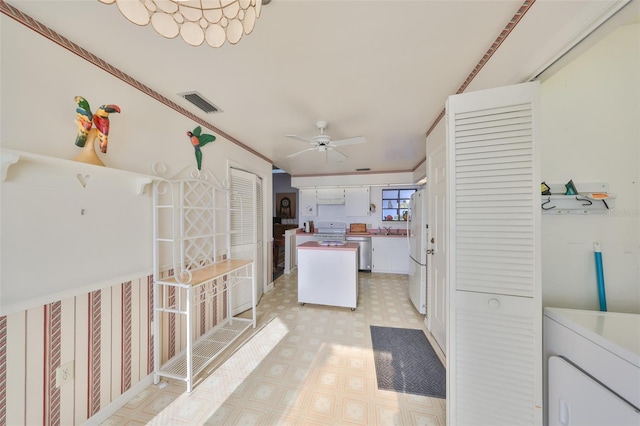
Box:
[99, 0, 265, 48]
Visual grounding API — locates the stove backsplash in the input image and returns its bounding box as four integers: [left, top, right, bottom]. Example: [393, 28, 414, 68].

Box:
[299, 203, 408, 232]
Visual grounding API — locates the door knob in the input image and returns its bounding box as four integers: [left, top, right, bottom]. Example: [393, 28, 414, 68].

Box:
[426, 249, 434, 255]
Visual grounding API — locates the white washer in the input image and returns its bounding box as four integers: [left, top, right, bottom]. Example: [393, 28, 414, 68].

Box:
[544, 307, 640, 426]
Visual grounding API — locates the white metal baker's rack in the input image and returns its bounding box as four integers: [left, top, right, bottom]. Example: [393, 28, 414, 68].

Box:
[151, 164, 255, 392]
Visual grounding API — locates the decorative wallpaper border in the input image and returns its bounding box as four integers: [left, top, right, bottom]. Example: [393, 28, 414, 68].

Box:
[425, 0, 535, 139]
[1, 0, 535, 176]
[0, 0, 270, 166]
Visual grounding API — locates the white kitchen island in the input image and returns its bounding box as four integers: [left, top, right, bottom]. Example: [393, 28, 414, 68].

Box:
[297, 241, 359, 310]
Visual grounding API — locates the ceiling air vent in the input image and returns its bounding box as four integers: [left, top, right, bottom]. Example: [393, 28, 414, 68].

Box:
[356, 168, 370, 172]
[179, 91, 222, 113]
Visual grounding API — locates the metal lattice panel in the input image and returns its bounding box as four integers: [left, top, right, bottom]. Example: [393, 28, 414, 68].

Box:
[182, 180, 216, 271]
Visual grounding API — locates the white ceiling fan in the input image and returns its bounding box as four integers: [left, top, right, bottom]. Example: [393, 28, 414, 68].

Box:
[286, 120, 365, 162]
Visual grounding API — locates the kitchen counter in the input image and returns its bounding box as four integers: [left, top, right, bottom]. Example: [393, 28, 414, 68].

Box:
[297, 241, 359, 309]
[296, 228, 407, 238]
[297, 241, 358, 250]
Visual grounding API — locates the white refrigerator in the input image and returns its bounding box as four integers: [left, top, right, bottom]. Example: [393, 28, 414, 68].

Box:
[408, 189, 427, 314]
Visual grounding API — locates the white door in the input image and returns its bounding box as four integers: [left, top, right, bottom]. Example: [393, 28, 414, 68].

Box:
[446, 81, 542, 425]
[427, 142, 447, 354]
[229, 167, 263, 314]
[255, 177, 264, 296]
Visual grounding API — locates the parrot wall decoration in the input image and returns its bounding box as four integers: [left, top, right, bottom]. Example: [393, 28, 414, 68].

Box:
[93, 104, 121, 153]
[187, 126, 216, 170]
[73, 96, 121, 153]
[74, 96, 93, 147]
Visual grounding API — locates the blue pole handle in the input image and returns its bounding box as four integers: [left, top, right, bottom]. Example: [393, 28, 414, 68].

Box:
[594, 242, 607, 312]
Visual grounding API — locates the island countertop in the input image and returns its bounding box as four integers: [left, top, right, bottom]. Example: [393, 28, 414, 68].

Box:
[297, 241, 359, 251]
[296, 229, 407, 238]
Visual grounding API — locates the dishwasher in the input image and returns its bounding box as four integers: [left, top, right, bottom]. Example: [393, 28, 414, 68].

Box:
[346, 236, 371, 271]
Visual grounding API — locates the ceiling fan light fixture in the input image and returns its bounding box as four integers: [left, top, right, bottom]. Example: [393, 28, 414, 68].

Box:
[99, 0, 264, 48]
[286, 120, 366, 161]
[313, 135, 331, 145]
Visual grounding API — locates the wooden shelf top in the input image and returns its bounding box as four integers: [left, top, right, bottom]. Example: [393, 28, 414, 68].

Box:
[163, 258, 252, 286]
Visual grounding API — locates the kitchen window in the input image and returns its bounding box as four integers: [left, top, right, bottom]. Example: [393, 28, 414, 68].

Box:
[382, 189, 416, 221]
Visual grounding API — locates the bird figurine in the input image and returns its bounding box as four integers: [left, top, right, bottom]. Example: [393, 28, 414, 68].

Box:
[187, 126, 216, 170]
[74, 96, 93, 147]
[93, 104, 121, 153]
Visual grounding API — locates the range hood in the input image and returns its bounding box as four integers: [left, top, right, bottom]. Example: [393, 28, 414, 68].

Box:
[316, 197, 345, 205]
[315, 188, 345, 205]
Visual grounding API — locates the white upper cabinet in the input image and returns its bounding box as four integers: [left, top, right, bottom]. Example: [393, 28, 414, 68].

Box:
[345, 187, 370, 216]
[299, 188, 317, 216]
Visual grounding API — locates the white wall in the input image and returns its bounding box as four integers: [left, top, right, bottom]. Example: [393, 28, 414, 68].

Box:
[1, 14, 272, 304]
[0, 16, 273, 184]
[0, 12, 273, 423]
[540, 22, 640, 313]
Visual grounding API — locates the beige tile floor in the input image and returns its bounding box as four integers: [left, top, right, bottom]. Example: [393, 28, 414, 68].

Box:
[103, 271, 447, 425]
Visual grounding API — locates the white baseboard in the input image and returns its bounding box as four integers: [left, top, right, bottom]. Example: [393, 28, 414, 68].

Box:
[84, 374, 154, 425]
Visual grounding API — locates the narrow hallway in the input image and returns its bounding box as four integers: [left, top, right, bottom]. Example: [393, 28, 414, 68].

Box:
[104, 271, 446, 425]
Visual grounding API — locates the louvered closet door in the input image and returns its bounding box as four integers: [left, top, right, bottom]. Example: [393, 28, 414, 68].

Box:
[255, 177, 263, 298]
[229, 167, 262, 314]
[446, 81, 542, 426]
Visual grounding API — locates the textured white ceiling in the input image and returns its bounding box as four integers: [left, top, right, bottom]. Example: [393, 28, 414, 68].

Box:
[7, 0, 638, 176]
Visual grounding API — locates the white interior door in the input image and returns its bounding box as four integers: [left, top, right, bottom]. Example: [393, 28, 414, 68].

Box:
[230, 167, 263, 314]
[427, 142, 447, 354]
[255, 177, 264, 295]
[446, 81, 542, 425]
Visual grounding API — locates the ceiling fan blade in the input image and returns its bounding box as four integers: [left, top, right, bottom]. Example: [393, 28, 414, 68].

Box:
[330, 136, 366, 147]
[328, 148, 348, 162]
[286, 134, 314, 144]
[286, 147, 317, 158]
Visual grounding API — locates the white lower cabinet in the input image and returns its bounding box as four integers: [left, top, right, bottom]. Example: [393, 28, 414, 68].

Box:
[372, 237, 409, 274]
[297, 243, 358, 309]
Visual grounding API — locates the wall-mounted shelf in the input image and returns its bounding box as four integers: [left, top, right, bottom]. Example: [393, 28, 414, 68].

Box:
[541, 182, 615, 214]
[1, 148, 155, 194]
[0, 148, 158, 316]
